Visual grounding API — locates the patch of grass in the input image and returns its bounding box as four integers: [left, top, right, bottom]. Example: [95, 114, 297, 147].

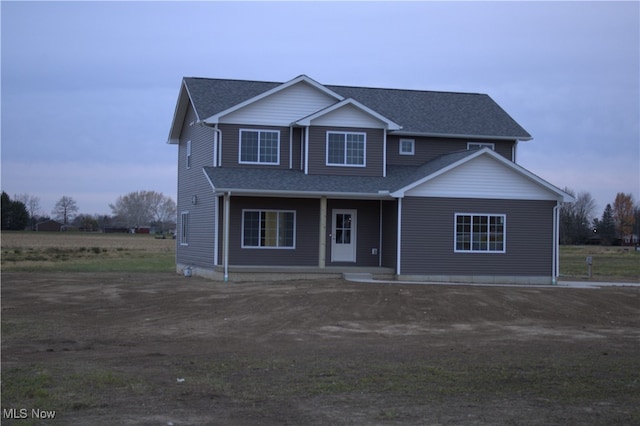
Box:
[560, 245, 640, 282]
[1, 232, 175, 273]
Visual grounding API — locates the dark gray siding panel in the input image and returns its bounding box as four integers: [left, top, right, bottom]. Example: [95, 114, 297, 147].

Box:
[326, 199, 382, 267]
[176, 105, 218, 268]
[381, 200, 398, 269]
[400, 198, 555, 276]
[219, 124, 291, 169]
[308, 126, 384, 176]
[227, 197, 319, 266]
[386, 136, 514, 166]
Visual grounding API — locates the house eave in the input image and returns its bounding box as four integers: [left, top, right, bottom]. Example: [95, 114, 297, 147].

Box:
[210, 188, 395, 200]
[389, 130, 532, 142]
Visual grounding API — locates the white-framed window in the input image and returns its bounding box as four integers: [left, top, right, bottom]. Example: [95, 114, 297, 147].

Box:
[455, 213, 506, 253]
[186, 140, 192, 169]
[467, 142, 495, 150]
[242, 210, 295, 249]
[326, 131, 366, 167]
[180, 211, 189, 246]
[399, 139, 415, 155]
[239, 129, 280, 165]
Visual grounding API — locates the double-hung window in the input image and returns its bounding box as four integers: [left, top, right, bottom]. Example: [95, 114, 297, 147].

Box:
[326, 131, 366, 167]
[239, 129, 280, 165]
[467, 142, 495, 150]
[455, 214, 505, 253]
[242, 210, 295, 249]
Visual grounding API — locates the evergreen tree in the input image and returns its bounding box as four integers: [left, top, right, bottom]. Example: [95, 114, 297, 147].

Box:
[597, 204, 616, 245]
[1, 191, 29, 230]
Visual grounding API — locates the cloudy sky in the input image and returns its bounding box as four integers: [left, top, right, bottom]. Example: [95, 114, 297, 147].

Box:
[2, 1, 638, 217]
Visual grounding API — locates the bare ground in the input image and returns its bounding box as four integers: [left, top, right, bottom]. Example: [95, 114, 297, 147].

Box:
[2, 272, 640, 425]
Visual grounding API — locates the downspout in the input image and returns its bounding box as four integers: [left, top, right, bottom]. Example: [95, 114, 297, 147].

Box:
[552, 202, 560, 285]
[215, 127, 223, 167]
[304, 126, 309, 174]
[396, 197, 402, 276]
[289, 126, 293, 169]
[223, 191, 231, 282]
[379, 200, 383, 267]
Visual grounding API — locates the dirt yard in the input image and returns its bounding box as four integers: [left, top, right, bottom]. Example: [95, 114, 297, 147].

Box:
[2, 272, 639, 425]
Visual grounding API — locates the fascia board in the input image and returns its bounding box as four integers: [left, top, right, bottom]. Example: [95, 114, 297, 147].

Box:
[295, 98, 402, 130]
[390, 130, 532, 142]
[207, 187, 395, 200]
[202, 75, 344, 125]
[167, 81, 200, 144]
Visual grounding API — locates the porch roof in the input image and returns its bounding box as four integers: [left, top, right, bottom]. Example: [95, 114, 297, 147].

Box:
[203, 149, 476, 198]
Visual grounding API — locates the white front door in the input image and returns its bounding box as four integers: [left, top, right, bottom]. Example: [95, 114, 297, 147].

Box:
[331, 209, 357, 262]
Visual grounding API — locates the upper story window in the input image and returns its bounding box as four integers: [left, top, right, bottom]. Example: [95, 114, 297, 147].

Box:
[468, 142, 495, 150]
[326, 131, 366, 167]
[186, 140, 192, 169]
[239, 129, 280, 165]
[455, 213, 506, 253]
[399, 139, 415, 155]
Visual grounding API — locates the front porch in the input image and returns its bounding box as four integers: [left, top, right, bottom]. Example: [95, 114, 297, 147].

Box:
[177, 263, 395, 282]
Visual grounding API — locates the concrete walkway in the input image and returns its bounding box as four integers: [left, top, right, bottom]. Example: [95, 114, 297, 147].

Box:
[343, 273, 640, 289]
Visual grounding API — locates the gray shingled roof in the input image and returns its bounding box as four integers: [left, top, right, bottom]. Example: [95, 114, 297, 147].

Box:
[203, 149, 478, 196]
[183, 77, 531, 140]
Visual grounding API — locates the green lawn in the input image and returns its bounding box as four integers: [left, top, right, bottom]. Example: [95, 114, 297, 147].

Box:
[559, 245, 639, 282]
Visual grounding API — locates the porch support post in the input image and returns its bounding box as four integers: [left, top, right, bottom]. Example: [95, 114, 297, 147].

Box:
[318, 196, 327, 268]
[396, 197, 402, 276]
[223, 192, 231, 282]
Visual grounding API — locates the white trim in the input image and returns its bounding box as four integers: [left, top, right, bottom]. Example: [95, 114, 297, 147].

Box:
[241, 209, 297, 249]
[467, 142, 495, 150]
[383, 131, 387, 177]
[331, 209, 357, 262]
[203, 75, 344, 124]
[288, 126, 293, 169]
[396, 198, 402, 275]
[295, 98, 402, 130]
[390, 130, 532, 142]
[325, 131, 367, 167]
[238, 129, 280, 165]
[399, 138, 415, 155]
[304, 126, 309, 174]
[454, 213, 506, 254]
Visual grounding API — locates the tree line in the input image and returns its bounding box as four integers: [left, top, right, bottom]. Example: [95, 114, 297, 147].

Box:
[1, 190, 176, 232]
[560, 190, 639, 245]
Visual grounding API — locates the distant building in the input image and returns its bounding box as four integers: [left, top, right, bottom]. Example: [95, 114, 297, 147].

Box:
[35, 220, 64, 232]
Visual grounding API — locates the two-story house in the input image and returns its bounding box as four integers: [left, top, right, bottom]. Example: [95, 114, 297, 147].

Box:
[167, 75, 572, 284]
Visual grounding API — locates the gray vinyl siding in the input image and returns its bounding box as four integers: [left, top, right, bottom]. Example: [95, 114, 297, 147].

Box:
[400, 197, 555, 276]
[326, 199, 382, 267]
[381, 200, 398, 269]
[176, 105, 218, 268]
[226, 197, 319, 266]
[386, 136, 515, 166]
[307, 126, 384, 176]
[218, 123, 291, 169]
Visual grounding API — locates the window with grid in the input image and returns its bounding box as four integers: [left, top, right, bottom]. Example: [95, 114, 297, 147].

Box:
[399, 139, 415, 155]
[455, 214, 505, 253]
[326, 131, 366, 166]
[239, 130, 280, 164]
[242, 210, 295, 248]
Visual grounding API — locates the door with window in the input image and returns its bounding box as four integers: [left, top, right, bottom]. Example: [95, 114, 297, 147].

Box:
[331, 209, 357, 262]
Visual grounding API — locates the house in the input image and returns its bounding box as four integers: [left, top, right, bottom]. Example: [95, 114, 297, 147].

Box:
[167, 75, 573, 284]
[35, 219, 64, 232]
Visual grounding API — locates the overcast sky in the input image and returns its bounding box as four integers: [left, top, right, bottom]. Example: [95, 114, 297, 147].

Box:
[2, 1, 638, 217]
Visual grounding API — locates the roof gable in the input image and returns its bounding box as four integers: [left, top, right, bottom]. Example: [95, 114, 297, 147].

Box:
[295, 98, 402, 130]
[203, 75, 343, 125]
[393, 148, 572, 201]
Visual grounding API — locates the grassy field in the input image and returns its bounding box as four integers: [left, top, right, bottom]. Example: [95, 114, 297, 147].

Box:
[1, 231, 175, 273]
[1, 232, 638, 282]
[559, 245, 640, 282]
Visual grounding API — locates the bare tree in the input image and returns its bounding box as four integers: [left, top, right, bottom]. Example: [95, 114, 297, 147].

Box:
[110, 190, 175, 230]
[560, 188, 597, 244]
[52, 195, 79, 225]
[14, 193, 42, 229]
